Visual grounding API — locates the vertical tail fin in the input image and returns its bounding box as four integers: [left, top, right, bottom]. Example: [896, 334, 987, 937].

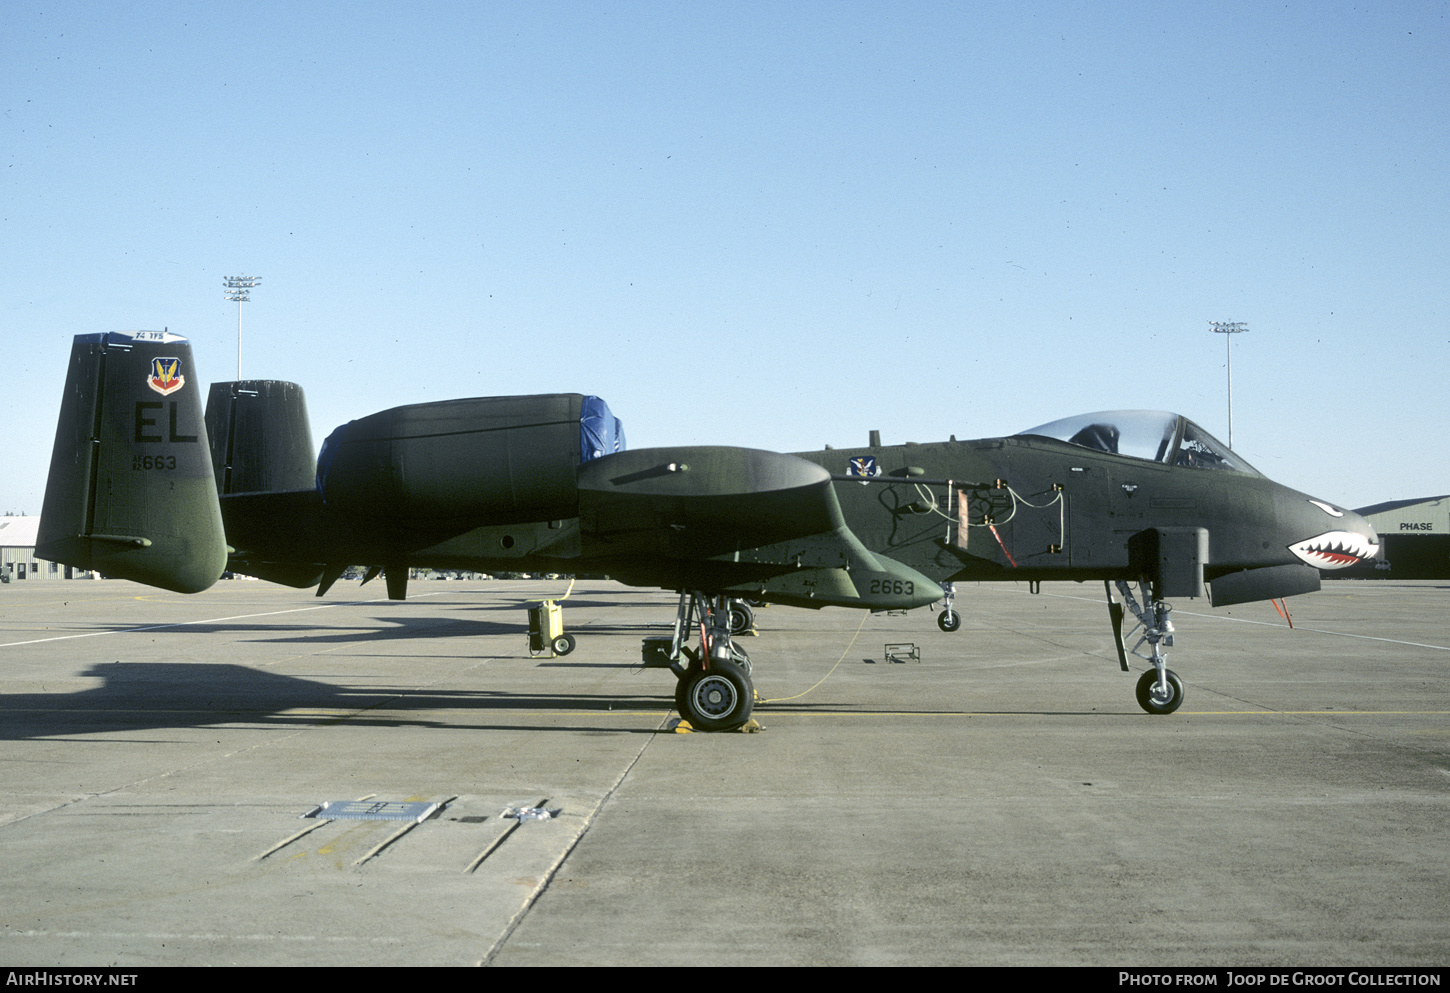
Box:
[203, 380, 316, 495]
[36, 331, 227, 593]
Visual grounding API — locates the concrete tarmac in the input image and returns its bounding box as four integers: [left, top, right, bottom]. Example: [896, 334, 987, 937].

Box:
[0, 577, 1446, 966]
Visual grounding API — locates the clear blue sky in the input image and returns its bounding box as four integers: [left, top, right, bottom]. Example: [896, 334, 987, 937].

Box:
[3, 1, 1445, 514]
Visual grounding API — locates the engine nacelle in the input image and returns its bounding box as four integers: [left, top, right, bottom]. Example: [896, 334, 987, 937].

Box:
[315, 393, 622, 524]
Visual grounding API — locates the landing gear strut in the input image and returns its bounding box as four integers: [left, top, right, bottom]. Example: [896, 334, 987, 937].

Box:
[660, 592, 755, 731]
[1108, 580, 1185, 715]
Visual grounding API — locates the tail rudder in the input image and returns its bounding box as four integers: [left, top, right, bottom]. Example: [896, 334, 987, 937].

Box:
[37, 331, 227, 593]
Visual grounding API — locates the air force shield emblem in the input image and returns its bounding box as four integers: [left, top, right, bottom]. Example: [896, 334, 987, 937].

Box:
[147, 357, 186, 396]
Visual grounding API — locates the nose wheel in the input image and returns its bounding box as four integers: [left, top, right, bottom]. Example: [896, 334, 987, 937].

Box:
[1135, 667, 1184, 715]
[935, 582, 961, 632]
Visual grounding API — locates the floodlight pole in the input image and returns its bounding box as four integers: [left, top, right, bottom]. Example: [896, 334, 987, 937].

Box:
[1208, 321, 1248, 448]
[223, 275, 262, 379]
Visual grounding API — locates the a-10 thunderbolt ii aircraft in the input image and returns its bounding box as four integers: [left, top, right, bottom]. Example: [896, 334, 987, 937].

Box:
[37, 331, 1380, 731]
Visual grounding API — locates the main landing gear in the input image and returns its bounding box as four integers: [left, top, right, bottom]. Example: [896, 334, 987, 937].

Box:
[657, 592, 756, 731]
[728, 599, 755, 637]
[1107, 580, 1185, 715]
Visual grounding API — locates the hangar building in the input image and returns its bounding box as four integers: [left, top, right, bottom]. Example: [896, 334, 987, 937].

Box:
[0, 516, 58, 583]
[1337, 495, 1450, 580]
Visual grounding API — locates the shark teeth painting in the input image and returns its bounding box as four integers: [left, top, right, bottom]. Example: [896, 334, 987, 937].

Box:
[1288, 531, 1381, 569]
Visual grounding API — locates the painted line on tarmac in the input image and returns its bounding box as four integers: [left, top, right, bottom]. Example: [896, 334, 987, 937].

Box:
[752, 708, 1450, 717]
[1173, 605, 1450, 652]
[1, 928, 404, 944]
[1022, 588, 1450, 653]
[0, 592, 456, 650]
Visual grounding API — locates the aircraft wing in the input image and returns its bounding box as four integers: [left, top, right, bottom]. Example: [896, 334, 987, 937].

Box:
[578, 446, 939, 610]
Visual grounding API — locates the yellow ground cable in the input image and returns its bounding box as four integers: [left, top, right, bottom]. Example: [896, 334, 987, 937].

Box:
[756, 610, 870, 705]
[525, 575, 576, 605]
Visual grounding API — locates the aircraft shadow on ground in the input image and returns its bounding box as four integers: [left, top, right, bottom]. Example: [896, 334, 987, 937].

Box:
[0, 661, 676, 740]
[122, 614, 667, 663]
[454, 597, 659, 610]
[67, 614, 531, 644]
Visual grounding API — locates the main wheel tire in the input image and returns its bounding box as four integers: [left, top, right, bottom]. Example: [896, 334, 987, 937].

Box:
[1135, 668, 1184, 715]
[674, 668, 693, 715]
[728, 601, 754, 636]
[552, 633, 577, 656]
[676, 658, 754, 731]
[937, 610, 961, 633]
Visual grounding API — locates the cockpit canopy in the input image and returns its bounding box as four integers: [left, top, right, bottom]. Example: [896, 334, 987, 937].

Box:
[1015, 411, 1260, 475]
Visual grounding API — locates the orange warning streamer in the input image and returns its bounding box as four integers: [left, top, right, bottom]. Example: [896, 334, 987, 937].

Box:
[987, 524, 1018, 568]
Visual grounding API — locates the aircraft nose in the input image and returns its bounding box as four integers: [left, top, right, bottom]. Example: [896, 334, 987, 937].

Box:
[1351, 509, 1383, 562]
[1286, 498, 1380, 571]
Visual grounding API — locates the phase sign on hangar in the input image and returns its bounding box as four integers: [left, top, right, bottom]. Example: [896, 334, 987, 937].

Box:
[1334, 495, 1450, 580]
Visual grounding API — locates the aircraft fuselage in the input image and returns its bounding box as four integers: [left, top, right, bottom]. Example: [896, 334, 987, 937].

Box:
[216, 431, 1376, 611]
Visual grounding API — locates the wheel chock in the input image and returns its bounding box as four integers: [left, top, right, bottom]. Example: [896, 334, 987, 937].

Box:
[668, 717, 763, 734]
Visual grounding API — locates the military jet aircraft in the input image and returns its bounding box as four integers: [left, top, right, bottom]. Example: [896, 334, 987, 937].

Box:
[37, 331, 1380, 731]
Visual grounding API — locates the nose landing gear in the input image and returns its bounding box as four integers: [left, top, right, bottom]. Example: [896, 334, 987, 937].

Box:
[935, 582, 961, 632]
[1109, 580, 1185, 715]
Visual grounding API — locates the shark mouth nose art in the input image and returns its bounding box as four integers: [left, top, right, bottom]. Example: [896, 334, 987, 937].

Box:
[1288, 531, 1380, 569]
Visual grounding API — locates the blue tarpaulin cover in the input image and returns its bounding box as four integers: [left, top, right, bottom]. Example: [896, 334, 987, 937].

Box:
[581, 395, 625, 461]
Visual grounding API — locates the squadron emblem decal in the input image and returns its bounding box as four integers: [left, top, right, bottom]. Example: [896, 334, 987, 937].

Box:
[847, 455, 882, 479]
[147, 357, 186, 396]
